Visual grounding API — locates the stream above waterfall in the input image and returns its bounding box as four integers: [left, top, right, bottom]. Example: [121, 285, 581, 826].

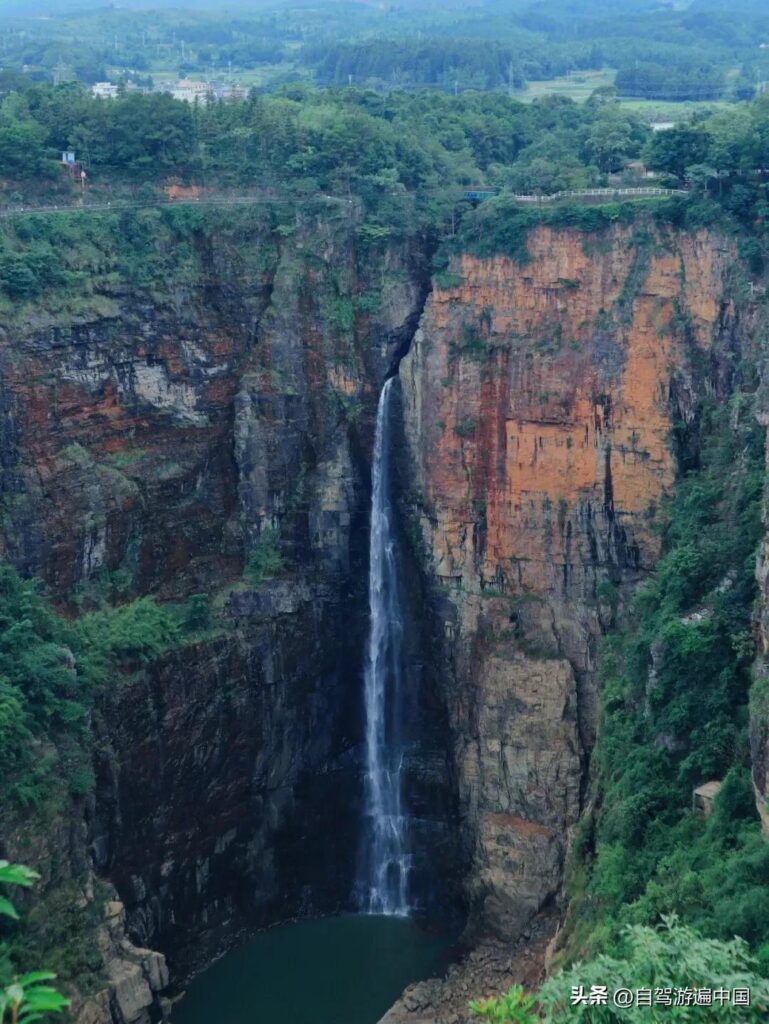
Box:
[173, 914, 458, 1024]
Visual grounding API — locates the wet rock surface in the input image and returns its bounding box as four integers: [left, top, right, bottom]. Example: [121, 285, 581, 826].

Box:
[380, 911, 558, 1024]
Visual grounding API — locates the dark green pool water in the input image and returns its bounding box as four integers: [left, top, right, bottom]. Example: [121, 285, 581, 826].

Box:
[173, 915, 457, 1024]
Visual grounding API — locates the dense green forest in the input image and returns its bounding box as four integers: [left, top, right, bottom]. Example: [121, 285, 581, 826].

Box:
[0, 0, 767, 100]
[4, 78, 769, 194]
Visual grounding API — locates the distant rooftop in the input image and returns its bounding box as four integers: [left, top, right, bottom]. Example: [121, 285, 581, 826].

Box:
[175, 80, 209, 91]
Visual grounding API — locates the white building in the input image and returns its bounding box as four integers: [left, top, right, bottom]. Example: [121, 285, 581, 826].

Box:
[215, 85, 248, 102]
[92, 82, 119, 99]
[171, 79, 211, 104]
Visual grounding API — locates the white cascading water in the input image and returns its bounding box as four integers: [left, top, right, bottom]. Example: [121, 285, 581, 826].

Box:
[359, 376, 411, 916]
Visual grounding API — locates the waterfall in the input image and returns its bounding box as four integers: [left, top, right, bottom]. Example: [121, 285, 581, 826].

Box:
[358, 376, 411, 917]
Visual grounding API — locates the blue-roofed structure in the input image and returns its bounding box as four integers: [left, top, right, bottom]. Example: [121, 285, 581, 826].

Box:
[463, 188, 497, 202]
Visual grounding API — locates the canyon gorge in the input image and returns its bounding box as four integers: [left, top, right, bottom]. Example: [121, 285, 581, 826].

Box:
[1, 200, 767, 1024]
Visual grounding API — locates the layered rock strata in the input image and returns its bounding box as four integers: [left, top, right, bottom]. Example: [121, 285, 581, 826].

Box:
[400, 224, 738, 939]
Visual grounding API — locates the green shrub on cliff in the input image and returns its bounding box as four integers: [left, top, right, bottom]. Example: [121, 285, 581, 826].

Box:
[245, 528, 284, 586]
[0, 566, 95, 804]
[77, 598, 180, 667]
[0, 243, 75, 300]
[560, 393, 769, 958]
[470, 985, 538, 1023]
[0, 563, 181, 805]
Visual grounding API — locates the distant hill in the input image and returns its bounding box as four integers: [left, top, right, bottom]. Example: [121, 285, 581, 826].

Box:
[0, 0, 278, 17]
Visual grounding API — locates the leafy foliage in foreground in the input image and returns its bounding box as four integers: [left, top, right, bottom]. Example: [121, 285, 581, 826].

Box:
[471, 985, 538, 1023]
[471, 919, 769, 1022]
[0, 862, 68, 1024]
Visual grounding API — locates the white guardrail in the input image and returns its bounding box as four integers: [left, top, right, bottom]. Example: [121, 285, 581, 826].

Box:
[0, 186, 689, 220]
[511, 187, 688, 202]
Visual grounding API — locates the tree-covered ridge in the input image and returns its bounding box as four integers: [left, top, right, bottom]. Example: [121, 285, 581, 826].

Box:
[1, 81, 654, 189]
[0, 82, 682, 303]
[5, 80, 769, 215]
[307, 38, 528, 93]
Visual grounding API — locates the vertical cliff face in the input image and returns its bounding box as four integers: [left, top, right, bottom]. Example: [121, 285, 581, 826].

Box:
[750, 412, 769, 838]
[7, 200, 769, 1019]
[0, 206, 427, 602]
[95, 598, 362, 977]
[400, 224, 738, 939]
[0, 204, 457, 1018]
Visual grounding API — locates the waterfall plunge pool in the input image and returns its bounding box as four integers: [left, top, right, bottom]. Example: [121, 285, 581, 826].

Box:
[173, 914, 459, 1024]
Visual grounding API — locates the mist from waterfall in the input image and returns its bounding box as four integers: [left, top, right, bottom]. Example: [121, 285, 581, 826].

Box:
[358, 376, 411, 917]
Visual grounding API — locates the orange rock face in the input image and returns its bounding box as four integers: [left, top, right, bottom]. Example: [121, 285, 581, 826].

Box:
[407, 228, 726, 594]
[400, 223, 733, 937]
[164, 183, 202, 201]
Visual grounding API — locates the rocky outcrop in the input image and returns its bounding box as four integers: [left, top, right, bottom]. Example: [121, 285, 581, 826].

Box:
[400, 224, 738, 939]
[74, 899, 170, 1024]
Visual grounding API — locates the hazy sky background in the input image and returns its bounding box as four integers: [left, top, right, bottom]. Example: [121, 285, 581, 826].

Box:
[0, 0, 676, 19]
